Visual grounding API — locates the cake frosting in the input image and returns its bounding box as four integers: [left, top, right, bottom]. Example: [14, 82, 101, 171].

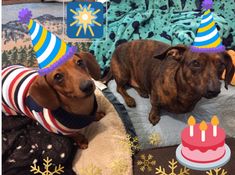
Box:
[181, 123, 226, 163]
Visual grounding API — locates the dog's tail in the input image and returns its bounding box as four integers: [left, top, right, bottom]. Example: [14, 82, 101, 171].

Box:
[101, 69, 113, 84]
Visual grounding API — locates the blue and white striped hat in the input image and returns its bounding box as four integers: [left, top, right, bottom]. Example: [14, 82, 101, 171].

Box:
[18, 8, 77, 76]
[191, 0, 225, 53]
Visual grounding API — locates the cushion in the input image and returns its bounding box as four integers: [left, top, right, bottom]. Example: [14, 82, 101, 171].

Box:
[108, 80, 235, 149]
[72, 88, 133, 175]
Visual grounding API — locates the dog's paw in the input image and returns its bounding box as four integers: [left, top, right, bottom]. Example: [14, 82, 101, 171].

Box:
[126, 97, 136, 107]
[78, 142, 88, 149]
[95, 111, 105, 121]
[73, 134, 88, 149]
[149, 112, 160, 125]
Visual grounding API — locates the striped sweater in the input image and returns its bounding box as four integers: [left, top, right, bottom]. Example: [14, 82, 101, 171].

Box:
[2, 65, 97, 135]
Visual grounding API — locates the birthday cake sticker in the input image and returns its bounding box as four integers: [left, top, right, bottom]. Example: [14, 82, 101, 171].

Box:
[176, 116, 231, 171]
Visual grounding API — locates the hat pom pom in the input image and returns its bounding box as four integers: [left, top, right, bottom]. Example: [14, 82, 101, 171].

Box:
[18, 8, 32, 24]
[201, 0, 213, 10]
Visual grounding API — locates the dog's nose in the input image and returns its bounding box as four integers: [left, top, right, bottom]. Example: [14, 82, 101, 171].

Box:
[205, 80, 221, 98]
[79, 80, 94, 93]
[205, 89, 221, 98]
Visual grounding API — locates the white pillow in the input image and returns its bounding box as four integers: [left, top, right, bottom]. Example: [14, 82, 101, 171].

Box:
[108, 80, 235, 149]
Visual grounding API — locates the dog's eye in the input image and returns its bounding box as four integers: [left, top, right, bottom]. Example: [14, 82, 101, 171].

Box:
[54, 73, 64, 83]
[76, 60, 85, 67]
[191, 60, 201, 68]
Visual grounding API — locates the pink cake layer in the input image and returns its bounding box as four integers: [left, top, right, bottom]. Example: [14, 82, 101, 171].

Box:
[181, 145, 225, 163]
[181, 123, 225, 152]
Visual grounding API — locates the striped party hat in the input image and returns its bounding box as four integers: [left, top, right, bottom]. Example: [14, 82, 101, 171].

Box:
[18, 8, 77, 76]
[190, 0, 225, 53]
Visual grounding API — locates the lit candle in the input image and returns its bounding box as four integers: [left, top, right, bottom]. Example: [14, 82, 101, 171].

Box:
[188, 116, 196, 137]
[211, 115, 219, 137]
[199, 121, 208, 142]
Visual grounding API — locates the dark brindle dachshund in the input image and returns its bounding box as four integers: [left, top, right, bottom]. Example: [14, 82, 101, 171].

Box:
[103, 40, 234, 125]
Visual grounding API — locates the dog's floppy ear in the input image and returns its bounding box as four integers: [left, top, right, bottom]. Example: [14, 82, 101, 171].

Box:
[223, 51, 235, 89]
[76, 52, 101, 80]
[29, 76, 60, 110]
[154, 45, 187, 61]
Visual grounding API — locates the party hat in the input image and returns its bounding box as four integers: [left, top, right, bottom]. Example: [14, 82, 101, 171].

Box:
[190, 0, 225, 53]
[18, 8, 77, 76]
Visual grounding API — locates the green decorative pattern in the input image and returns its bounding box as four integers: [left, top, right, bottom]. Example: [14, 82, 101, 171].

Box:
[90, 0, 235, 72]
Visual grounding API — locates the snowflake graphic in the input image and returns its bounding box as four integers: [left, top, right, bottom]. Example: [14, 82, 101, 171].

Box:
[120, 134, 140, 155]
[148, 133, 161, 146]
[137, 154, 156, 172]
[110, 158, 128, 175]
[30, 157, 64, 175]
[155, 159, 190, 175]
[79, 164, 102, 175]
[206, 168, 228, 175]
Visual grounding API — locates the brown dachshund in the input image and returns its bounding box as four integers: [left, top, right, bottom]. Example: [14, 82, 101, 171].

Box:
[103, 40, 234, 125]
[30, 52, 104, 148]
[2, 52, 103, 149]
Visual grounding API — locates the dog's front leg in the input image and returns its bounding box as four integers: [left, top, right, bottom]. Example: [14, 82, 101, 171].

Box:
[149, 92, 160, 125]
[70, 133, 88, 149]
[95, 111, 105, 121]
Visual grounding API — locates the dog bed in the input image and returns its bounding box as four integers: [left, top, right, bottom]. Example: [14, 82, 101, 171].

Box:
[107, 80, 235, 149]
[72, 87, 133, 175]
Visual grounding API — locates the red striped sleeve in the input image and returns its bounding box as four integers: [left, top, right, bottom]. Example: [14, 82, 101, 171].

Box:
[2, 103, 16, 116]
[22, 75, 38, 119]
[2, 66, 16, 77]
[47, 110, 74, 135]
[38, 112, 53, 133]
[8, 70, 29, 113]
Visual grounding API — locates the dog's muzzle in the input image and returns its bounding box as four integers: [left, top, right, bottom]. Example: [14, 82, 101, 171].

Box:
[204, 90, 221, 99]
[79, 80, 94, 96]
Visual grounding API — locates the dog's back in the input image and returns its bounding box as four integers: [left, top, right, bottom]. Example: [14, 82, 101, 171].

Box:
[110, 40, 170, 92]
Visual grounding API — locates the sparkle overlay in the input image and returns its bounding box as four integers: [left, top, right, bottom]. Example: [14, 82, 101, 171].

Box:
[67, 2, 103, 38]
[110, 158, 128, 175]
[30, 157, 64, 175]
[79, 164, 102, 175]
[119, 134, 140, 155]
[148, 132, 161, 146]
[155, 159, 190, 175]
[137, 154, 156, 172]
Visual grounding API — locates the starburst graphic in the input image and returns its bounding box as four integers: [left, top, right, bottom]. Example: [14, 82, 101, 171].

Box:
[119, 134, 140, 155]
[137, 154, 156, 172]
[67, 2, 103, 38]
[30, 157, 64, 175]
[155, 159, 190, 175]
[149, 132, 161, 146]
[206, 168, 228, 175]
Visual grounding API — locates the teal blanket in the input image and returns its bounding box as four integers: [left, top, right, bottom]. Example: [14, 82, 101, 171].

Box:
[89, 0, 235, 72]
